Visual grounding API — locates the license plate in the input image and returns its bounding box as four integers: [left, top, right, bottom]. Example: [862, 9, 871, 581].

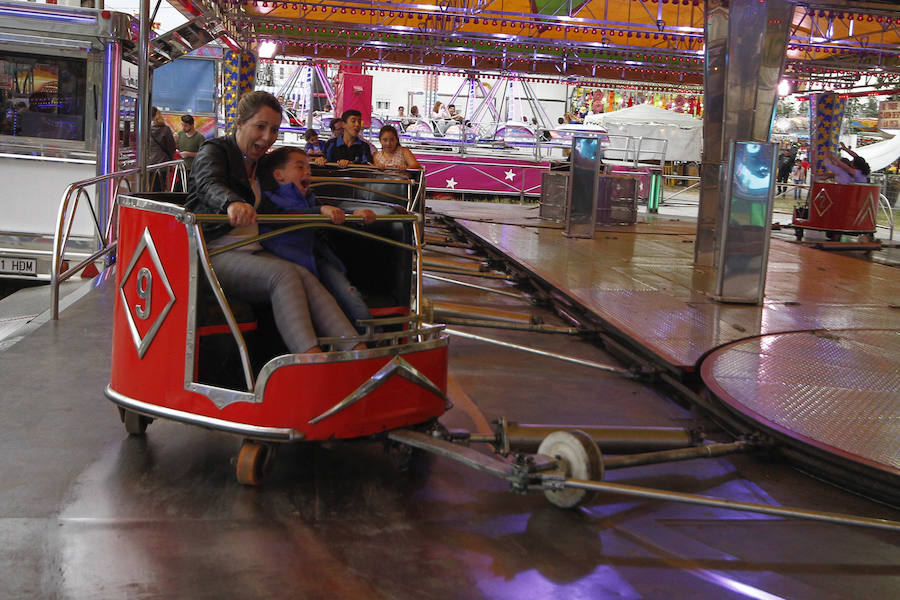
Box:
[0, 256, 37, 276]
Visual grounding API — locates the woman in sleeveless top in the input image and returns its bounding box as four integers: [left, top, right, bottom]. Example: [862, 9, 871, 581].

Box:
[373, 125, 421, 171]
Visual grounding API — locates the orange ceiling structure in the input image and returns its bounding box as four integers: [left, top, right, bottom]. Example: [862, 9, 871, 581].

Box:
[173, 1, 900, 89]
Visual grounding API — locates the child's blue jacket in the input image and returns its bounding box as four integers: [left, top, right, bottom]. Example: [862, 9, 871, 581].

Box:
[258, 182, 340, 277]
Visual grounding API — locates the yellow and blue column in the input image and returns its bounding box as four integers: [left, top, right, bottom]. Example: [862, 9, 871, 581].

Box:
[810, 92, 846, 178]
[223, 49, 257, 132]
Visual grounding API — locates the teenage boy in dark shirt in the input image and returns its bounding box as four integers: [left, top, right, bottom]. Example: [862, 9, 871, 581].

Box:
[317, 109, 373, 167]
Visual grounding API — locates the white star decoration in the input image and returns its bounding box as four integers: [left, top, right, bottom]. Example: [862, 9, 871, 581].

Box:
[445, 177, 458, 189]
[504, 169, 516, 181]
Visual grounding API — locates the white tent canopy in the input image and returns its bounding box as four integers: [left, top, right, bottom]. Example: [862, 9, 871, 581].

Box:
[853, 131, 900, 173]
[592, 104, 703, 162]
[597, 104, 703, 128]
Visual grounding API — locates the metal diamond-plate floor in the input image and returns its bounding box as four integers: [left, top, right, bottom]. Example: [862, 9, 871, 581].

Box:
[701, 330, 900, 496]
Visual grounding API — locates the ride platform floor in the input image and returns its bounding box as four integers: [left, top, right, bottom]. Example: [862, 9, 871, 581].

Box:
[0, 233, 897, 598]
[429, 199, 900, 503]
[430, 200, 900, 372]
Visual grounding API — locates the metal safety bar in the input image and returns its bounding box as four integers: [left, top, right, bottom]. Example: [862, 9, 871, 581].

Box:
[443, 327, 635, 377]
[390, 429, 900, 532]
[308, 165, 427, 214]
[422, 273, 530, 300]
[192, 224, 256, 392]
[660, 174, 700, 203]
[557, 477, 900, 532]
[50, 160, 187, 320]
[195, 214, 421, 257]
[317, 322, 446, 351]
[178, 218, 429, 387]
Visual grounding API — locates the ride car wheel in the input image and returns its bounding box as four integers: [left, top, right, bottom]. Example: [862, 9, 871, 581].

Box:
[236, 440, 271, 486]
[123, 410, 151, 435]
[537, 430, 604, 509]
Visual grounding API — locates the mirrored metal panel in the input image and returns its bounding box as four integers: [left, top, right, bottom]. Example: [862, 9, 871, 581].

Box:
[564, 134, 602, 238]
[715, 141, 777, 304]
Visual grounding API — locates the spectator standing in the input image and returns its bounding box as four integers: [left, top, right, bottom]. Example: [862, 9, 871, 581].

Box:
[175, 114, 203, 174]
[149, 106, 176, 192]
[776, 147, 795, 196]
[791, 161, 806, 200]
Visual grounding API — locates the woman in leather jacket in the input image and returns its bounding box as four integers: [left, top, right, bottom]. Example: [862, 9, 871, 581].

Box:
[185, 91, 361, 353]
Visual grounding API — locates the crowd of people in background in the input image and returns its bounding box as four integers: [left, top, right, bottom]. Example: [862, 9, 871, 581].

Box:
[145, 92, 427, 195]
[149, 95, 877, 203]
[145, 108, 210, 192]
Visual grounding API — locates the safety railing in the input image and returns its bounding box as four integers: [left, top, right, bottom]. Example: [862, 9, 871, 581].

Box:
[877, 193, 895, 241]
[49, 160, 186, 319]
[400, 120, 551, 161]
[400, 123, 670, 164]
[602, 135, 668, 168]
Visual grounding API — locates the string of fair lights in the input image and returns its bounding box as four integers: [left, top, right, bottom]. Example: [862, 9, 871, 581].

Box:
[216, 0, 900, 89]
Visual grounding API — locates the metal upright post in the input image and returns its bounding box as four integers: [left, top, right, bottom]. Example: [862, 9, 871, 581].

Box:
[695, 0, 793, 269]
[137, 0, 151, 191]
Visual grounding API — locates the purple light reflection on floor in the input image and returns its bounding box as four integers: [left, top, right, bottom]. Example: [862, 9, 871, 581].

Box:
[694, 570, 787, 600]
[476, 564, 641, 600]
